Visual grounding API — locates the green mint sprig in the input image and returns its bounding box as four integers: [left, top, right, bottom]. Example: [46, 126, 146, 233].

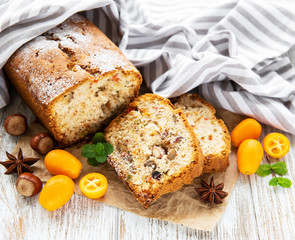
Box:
[269, 177, 292, 188]
[256, 161, 292, 188]
[256, 162, 288, 176]
[81, 132, 113, 166]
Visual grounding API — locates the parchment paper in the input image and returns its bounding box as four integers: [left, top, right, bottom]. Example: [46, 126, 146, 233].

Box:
[10, 109, 244, 231]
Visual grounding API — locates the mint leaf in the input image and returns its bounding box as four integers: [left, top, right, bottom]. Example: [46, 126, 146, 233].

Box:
[103, 143, 114, 155]
[82, 132, 113, 166]
[95, 155, 107, 163]
[269, 177, 292, 188]
[81, 144, 97, 158]
[272, 162, 288, 176]
[256, 164, 272, 177]
[269, 177, 279, 186]
[88, 158, 99, 166]
[277, 177, 292, 188]
[95, 143, 105, 155]
[92, 132, 106, 144]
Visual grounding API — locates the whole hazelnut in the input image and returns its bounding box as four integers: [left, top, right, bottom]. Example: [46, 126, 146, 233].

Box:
[4, 114, 27, 136]
[30, 132, 54, 154]
[16, 172, 42, 197]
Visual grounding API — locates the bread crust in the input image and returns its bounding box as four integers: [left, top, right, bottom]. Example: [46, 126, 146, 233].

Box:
[171, 93, 216, 116]
[4, 15, 142, 146]
[105, 93, 203, 208]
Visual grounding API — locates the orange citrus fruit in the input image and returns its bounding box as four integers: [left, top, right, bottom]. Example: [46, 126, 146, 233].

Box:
[263, 133, 290, 158]
[39, 175, 75, 211]
[45, 150, 82, 179]
[231, 118, 262, 147]
[237, 139, 264, 175]
[79, 173, 108, 199]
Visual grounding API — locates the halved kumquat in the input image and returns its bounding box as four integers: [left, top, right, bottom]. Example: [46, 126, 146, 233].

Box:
[79, 173, 108, 199]
[263, 133, 290, 158]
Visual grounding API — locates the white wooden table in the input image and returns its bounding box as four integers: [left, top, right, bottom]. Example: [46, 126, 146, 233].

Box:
[1, 50, 295, 240]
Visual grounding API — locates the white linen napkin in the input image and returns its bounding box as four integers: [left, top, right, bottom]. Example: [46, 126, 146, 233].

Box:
[1, 0, 295, 134]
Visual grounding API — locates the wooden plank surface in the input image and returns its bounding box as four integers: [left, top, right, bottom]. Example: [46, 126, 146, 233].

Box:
[0, 49, 294, 240]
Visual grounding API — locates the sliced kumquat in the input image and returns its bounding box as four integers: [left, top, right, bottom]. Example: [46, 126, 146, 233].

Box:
[263, 133, 290, 158]
[79, 173, 108, 199]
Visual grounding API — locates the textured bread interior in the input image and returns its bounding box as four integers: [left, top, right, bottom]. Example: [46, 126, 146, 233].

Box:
[173, 93, 230, 173]
[194, 118, 228, 158]
[105, 94, 202, 207]
[52, 72, 139, 145]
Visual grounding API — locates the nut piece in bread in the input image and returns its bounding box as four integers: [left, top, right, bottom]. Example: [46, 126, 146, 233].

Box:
[173, 93, 231, 173]
[105, 93, 203, 208]
[4, 14, 142, 146]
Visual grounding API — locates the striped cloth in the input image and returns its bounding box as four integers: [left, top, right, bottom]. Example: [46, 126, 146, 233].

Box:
[1, 0, 295, 135]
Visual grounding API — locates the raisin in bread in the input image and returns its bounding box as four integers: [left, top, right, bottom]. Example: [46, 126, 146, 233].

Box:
[105, 94, 203, 208]
[173, 93, 230, 173]
[3, 14, 142, 146]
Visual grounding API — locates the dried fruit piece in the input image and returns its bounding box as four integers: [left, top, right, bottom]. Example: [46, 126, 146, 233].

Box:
[237, 139, 264, 175]
[79, 173, 108, 199]
[152, 171, 161, 180]
[44, 150, 82, 179]
[16, 172, 42, 197]
[39, 175, 75, 211]
[121, 152, 133, 163]
[4, 114, 27, 136]
[117, 143, 128, 153]
[231, 118, 261, 147]
[263, 133, 290, 158]
[174, 136, 183, 143]
[160, 129, 169, 139]
[30, 132, 54, 154]
[126, 174, 132, 182]
[144, 160, 157, 170]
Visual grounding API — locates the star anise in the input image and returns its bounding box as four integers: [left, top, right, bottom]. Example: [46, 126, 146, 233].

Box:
[195, 177, 228, 204]
[0, 148, 39, 175]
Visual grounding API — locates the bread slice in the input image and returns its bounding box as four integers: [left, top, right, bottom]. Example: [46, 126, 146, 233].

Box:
[173, 93, 230, 173]
[4, 15, 142, 146]
[105, 94, 203, 208]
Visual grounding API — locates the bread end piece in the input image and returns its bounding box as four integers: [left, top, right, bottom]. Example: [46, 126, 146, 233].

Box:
[4, 15, 142, 146]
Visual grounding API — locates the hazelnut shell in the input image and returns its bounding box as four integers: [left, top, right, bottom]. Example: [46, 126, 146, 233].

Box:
[16, 172, 42, 197]
[4, 114, 27, 136]
[30, 132, 54, 154]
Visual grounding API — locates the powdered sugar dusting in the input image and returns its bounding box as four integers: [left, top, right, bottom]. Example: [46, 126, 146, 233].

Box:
[24, 37, 58, 52]
[13, 14, 136, 104]
[87, 49, 130, 73]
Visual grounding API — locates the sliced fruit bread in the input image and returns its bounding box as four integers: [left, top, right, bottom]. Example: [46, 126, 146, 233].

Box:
[105, 93, 203, 208]
[173, 93, 231, 173]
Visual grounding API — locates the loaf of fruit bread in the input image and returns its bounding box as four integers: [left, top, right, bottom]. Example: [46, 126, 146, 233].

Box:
[105, 93, 203, 208]
[173, 93, 230, 173]
[3, 14, 142, 146]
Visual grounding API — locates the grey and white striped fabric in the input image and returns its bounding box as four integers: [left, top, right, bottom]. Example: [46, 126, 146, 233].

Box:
[1, 0, 295, 134]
